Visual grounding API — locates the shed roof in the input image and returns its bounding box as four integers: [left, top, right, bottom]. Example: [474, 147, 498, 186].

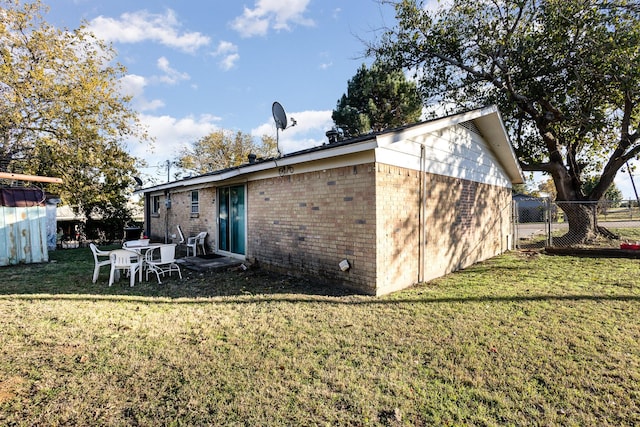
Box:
[0, 188, 46, 207]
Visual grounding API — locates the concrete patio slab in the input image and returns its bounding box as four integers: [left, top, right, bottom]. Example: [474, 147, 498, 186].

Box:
[176, 254, 244, 272]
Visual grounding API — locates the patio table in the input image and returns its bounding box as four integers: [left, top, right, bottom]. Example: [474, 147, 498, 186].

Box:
[121, 243, 165, 281]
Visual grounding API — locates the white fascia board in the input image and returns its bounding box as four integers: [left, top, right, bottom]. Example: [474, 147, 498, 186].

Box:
[138, 139, 378, 195]
[473, 111, 524, 184]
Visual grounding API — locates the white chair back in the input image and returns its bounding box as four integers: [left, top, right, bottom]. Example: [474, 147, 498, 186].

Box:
[176, 225, 185, 244]
[109, 249, 142, 287]
[90, 242, 109, 260]
[160, 244, 176, 262]
[110, 249, 138, 267]
[145, 244, 181, 284]
[89, 243, 111, 284]
[186, 232, 207, 256]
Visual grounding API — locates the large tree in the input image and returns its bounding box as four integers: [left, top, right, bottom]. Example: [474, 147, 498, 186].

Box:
[370, 0, 639, 244]
[178, 130, 277, 174]
[332, 61, 422, 137]
[0, 0, 146, 224]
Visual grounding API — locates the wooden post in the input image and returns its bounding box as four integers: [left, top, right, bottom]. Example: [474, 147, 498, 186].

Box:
[0, 172, 63, 184]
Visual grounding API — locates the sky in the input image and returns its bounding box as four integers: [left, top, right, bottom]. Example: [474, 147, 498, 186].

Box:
[45, 0, 406, 185]
[43, 0, 640, 199]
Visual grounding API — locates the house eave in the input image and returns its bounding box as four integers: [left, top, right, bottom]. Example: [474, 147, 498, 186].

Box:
[136, 105, 523, 195]
[137, 139, 378, 195]
[472, 106, 525, 185]
[374, 105, 524, 185]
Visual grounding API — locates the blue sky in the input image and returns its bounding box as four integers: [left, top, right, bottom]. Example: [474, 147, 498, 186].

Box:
[43, 1, 640, 198]
[46, 0, 408, 184]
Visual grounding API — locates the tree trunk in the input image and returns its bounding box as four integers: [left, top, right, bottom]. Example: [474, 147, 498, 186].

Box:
[555, 202, 597, 246]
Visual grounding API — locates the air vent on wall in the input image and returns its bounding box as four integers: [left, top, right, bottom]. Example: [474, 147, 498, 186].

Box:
[459, 120, 481, 136]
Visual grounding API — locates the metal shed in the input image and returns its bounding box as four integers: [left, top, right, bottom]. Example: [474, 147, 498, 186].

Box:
[0, 188, 49, 266]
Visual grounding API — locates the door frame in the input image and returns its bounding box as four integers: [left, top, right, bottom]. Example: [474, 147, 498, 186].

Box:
[216, 183, 247, 260]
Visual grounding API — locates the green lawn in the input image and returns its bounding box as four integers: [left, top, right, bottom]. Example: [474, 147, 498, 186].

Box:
[1, 247, 639, 425]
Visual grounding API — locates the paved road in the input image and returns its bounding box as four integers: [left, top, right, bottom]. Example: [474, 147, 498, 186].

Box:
[516, 220, 640, 239]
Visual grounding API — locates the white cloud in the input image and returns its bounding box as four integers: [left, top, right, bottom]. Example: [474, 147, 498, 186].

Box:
[156, 57, 190, 84]
[129, 113, 221, 179]
[422, 0, 452, 13]
[317, 51, 332, 70]
[119, 74, 147, 98]
[119, 74, 164, 112]
[252, 109, 333, 154]
[219, 53, 240, 71]
[88, 9, 210, 53]
[231, 0, 314, 38]
[212, 41, 240, 70]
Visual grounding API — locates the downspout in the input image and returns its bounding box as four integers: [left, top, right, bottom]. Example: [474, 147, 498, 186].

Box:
[164, 190, 170, 243]
[418, 144, 426, 283]
[144, 192, 151, 237]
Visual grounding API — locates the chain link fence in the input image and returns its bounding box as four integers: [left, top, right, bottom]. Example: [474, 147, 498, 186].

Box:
[513, 197, 640, 249]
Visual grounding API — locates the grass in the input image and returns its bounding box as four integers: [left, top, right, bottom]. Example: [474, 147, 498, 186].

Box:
[1, 247, 639, 425]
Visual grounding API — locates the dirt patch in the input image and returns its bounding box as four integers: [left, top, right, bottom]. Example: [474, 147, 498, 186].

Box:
[0, 376, 26, 404]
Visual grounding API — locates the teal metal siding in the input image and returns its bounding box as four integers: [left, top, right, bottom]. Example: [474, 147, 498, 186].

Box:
[0, 205, 49, 266]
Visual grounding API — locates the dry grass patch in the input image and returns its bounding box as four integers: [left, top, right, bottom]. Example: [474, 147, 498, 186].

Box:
[0, 247, 639, 425]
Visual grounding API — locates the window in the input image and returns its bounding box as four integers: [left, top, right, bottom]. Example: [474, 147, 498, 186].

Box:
[191, 190, 199, 215]
[151, 195, 160, 215]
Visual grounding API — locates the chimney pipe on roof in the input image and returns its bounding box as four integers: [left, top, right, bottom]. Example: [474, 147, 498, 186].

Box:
[325, 127, 344, 144]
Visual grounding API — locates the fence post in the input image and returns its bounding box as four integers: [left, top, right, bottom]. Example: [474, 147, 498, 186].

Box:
[545, 198, 552, 247]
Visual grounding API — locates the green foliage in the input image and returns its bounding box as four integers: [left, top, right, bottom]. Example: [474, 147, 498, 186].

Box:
[582, 176, 623, 208]
[178, 130, 277, 174]
[371, 0, 640, 204]
[332, 61, 422, 136]
[538, 178, 558, 200]
[0, 0, 147, 221]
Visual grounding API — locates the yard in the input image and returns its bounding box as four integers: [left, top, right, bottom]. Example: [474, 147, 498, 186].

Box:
[1, 247, 639, 425]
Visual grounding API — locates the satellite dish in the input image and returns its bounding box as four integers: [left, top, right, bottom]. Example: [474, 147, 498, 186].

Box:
[272, 101, 290, 157]
[133, 176, 143, 187]
[272, 102, 288, 130]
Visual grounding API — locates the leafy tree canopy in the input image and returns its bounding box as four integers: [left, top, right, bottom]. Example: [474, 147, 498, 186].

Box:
[178, 130, 277, 174]
[371, 0, 639, 202]
[0, 0, 147, 221]
[370, 0, 639, 242]
[332, 61, 423, 137]
[582, 177, 623, 205]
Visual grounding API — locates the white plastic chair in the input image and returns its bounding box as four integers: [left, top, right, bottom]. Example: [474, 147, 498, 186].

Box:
[89, 243, 111, 283]
[176, 225, 186, 244]
[186, 232, 207, 256]
[145, 244, 182, 284]
[108, 249, 142, 287]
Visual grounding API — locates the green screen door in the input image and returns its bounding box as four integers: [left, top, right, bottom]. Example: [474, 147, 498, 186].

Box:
[218, 185, 246, 255]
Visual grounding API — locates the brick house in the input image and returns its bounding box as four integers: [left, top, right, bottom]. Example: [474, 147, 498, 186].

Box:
[139, 106, 523, 295]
